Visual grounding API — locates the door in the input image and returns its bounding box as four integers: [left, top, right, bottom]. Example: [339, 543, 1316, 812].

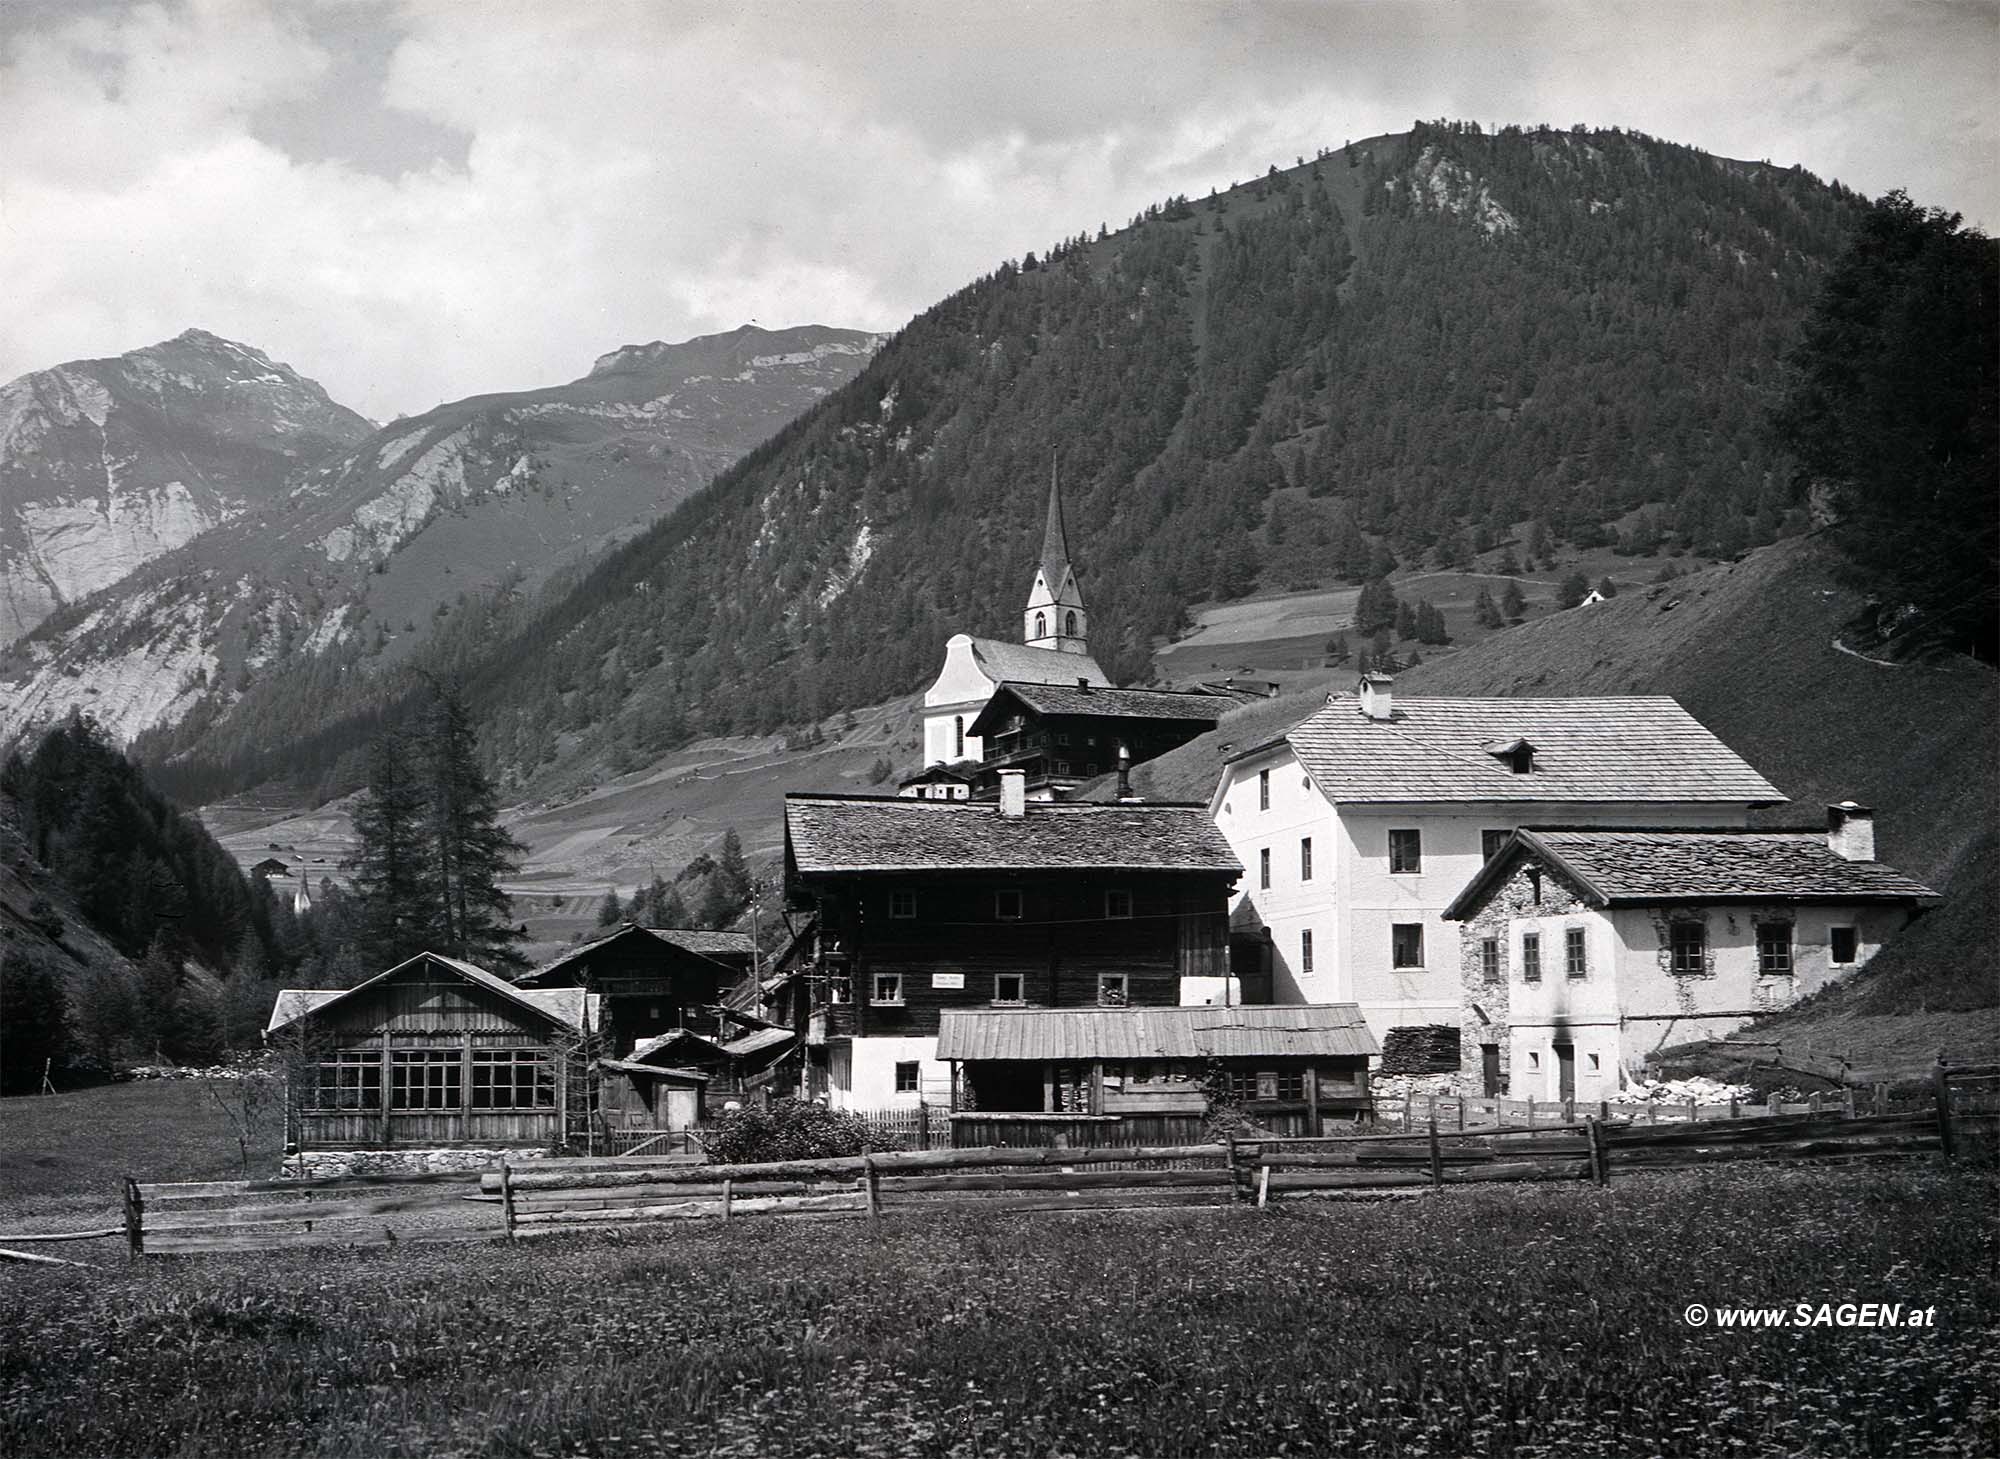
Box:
[1554, 1042, 1575, 1102]
[1481, 1043, 1502, 1097]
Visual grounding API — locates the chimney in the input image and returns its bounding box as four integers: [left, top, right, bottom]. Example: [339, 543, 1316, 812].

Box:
[998, 769, 1026, 818]
[1076, 677, 1090, 691]
[1115, 742, 1134, 801]
[1358, 672, 1395, 721]
[1827, 801, 1876, 862]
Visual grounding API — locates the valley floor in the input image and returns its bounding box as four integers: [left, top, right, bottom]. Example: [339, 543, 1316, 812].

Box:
[2, 1166, 1993, 1458]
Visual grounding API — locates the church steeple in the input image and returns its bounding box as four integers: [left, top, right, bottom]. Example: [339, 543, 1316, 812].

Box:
[1024, 458, 1088, 654]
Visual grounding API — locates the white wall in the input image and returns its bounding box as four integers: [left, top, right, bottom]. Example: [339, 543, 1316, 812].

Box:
[1211, 757, 1756, 1043]
[921, 635, 995, 766]
[832, 1036, 950, 1111]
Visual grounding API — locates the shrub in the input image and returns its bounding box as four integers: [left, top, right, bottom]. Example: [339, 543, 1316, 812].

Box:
[704, 1099, 903, 1165]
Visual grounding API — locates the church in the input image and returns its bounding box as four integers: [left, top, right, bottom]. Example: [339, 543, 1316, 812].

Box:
[919, 472, 1111, 770]
[915, 472, 1231, 799]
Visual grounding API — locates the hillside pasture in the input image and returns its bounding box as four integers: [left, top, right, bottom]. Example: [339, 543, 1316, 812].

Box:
[1, 1166, 1993, 1458]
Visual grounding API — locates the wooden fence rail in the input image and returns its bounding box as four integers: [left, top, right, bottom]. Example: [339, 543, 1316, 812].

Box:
[121, 1069, 1995, 1257]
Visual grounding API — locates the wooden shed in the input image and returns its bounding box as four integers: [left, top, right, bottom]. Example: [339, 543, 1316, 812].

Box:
[266, 952, 594, 1152]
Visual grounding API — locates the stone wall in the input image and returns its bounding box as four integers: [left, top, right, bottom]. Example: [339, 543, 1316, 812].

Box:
[1455, 856, 1591, 1097]
[280, 1148, 555, 1181]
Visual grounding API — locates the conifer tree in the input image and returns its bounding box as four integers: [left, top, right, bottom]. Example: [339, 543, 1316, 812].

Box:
[346, 734, 432, 967]
[1501, 580, 1527, 622]
[420, 685, 530, 971]
[595, 889, 625, 927]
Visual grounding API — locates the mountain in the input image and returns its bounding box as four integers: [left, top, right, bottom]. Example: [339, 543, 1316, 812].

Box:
[0, 329, 374, 645]
[76, 122, 1868, 807]
[0, 324, 884, 752]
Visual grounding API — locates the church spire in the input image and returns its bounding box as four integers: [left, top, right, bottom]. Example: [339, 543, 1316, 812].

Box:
[1024, 456, 1088, 654]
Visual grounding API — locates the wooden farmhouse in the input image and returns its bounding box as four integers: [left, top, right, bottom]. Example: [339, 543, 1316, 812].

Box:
[265, 952, 594, 1152]
[512, 923, 753, 1055]
[936, 1003, 1378, 1144]
[784, 776, 1265, 1125]
[1441, 805, 1940, 1101]
[965, 680, 1233, 801]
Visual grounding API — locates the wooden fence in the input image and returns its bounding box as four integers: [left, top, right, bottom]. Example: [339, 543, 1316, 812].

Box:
[108, 1063, 1996, 1258]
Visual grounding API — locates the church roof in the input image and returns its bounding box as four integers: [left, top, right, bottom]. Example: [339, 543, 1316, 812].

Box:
[1037, 468, 1078, 603]
[965, 637, 1110, 688]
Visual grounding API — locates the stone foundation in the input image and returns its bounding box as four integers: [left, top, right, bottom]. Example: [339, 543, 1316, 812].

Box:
[280, 1148, 555, 1181]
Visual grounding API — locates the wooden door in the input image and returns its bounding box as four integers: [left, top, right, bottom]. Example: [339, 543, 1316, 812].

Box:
[1554, 1042, 1575, 1101]
[1481, 1044, 1502, 1097]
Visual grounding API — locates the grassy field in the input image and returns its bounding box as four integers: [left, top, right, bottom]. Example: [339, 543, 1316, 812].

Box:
[2, 1166, 1994, 1458]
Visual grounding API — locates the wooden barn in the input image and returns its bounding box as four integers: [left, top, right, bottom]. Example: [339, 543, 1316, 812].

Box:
[265, 952, 595, 1152]
[513, 923, 751, 1055]
[936, 1003, 1379, 1146]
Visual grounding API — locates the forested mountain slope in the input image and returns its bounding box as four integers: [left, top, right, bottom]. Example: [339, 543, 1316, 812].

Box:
[133, 121, 1863, 805]
[1, 325, 881, 751]
[0, 330, 373, 646]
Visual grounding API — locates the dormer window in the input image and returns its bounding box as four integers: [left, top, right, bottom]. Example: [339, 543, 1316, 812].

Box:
[1486, 737, 1536, 774]
[1034, 611, 1047, 640]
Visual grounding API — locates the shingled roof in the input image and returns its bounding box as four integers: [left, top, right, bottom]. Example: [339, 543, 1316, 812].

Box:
[970, 681, 1232, 734]
[267, 952, 591, 1036]
[515, 924, 748, 987]
[1443, 829, 1942, 919]
[1255, 692, 1785, 805]
[965, 636, 1110, 689]
[937, 1004, 1378, 1061]
[785, 793, 1242, 874]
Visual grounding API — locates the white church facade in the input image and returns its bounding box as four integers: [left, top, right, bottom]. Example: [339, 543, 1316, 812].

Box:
[919, 472, 1111, 768]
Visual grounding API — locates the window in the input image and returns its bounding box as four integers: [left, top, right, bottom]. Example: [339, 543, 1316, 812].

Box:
[472, 1050, 553, 1110]
[1065, 610, 1078, 637]
[1259, 848, 1271, 890]
[995, 889, 1023, 921]
[1034, 611, 1047, 639]
[993, 973, 1025, 1005]
[1756, 922, 1794, 975]
[1300, 929, 1314, 975]
[1056, 732, 1071, 746]
[953, 716, 965, 758]
[895, 1061, 920, 1093]
[889, 889, 917, 919]
[1104, 889, 1133, 919]
[1565, 927, 1588, 979]
[1258, 768, 1270, 811]
[1219, 1069, 1304, 1103]
[1300, 837, 1313, 880]
[1587, 1053, 1601, 1072]
[1669, 921, 1707, 975]
[1482, 829, 1511, 862]
[310, 1050, 381, 1111]
[1391, 923, 1424, 968]
[1098, 973, 1129, 1006]
[390, 1050, 462, 1110]
[872, 973, 904, 1005]
[1053, 760, 1070, 775]
[1480, 937, 1501, 985]
[1522, 932, 1542, 983]
[1829, 926, 1859, 965]
[1528, 868, 1543, 905]
[1085, 763, 1097, 776]
[1528, 1051, 1542, 1071]
[1389, 829, 1422, 874]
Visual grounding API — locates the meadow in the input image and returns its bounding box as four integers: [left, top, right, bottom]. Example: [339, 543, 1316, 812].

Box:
[3, 1165, 1994, 1458]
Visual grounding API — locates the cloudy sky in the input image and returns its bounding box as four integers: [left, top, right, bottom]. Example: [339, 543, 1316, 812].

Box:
[3, 0, 1993, 423]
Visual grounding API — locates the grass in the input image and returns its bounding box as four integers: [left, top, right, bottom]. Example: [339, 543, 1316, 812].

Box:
[1, 1166, 1994, 1457]
[0, 1080, 284, 1225]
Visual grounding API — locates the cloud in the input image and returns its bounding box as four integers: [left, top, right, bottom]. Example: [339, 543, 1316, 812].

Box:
[1, 0, 1993, 422]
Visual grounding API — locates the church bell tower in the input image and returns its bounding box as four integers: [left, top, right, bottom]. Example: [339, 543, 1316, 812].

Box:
[1024, 462, 1089, 655]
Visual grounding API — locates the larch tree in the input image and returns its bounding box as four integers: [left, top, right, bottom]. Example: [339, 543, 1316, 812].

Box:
[419, 684, 530, 972]
[346, 733, 433, 968]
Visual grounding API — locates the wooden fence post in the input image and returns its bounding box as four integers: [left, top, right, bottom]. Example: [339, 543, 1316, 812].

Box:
[1767, 1093, 1781, 1118]
[1586, 1117, 1607, 1186]
[864, 1155, 882, 1220]
[1256, 1163, 1272, 1208]
[1457, 1097, 1466, 1133]
[1427, 1113, 1443, 1191]
[1728, 1095, 1739, 1120]
[1526, 1097, 1536, 1129]
[499, 1159, 517, 1241]
[122, 1177, 143, 1260]
[1810, 1091, 1823, 1115]
[1934, 1063, 1956, 1163]
[1874, 1082, 1889, 1117]
[1687, 1097, 1698, 1125]
[721, 1178, 733, 1224]
[1402, 1098, 1413, 1133]
[1842, 1087, 1856, 1119]
[1226, 1134, 1242, 1202]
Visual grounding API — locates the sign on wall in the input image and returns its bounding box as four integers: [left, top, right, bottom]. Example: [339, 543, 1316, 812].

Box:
[931, 972, 965, 990]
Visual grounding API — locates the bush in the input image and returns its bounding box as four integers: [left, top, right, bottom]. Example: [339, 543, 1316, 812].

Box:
[704, 1099, 903, 1165]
